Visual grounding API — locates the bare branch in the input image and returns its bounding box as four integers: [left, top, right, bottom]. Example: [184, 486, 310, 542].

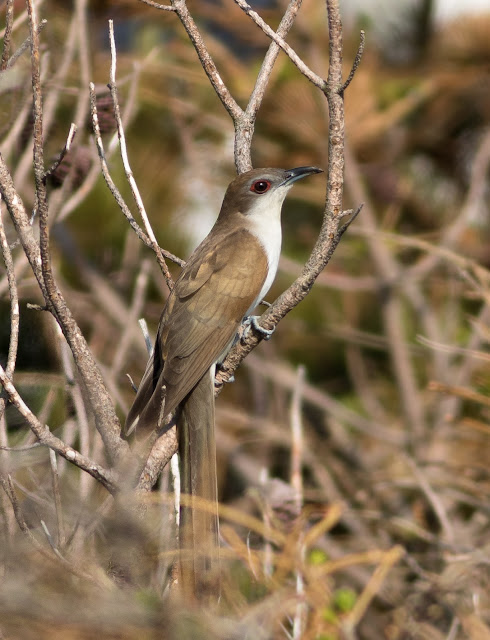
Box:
[0, 365, 117, 493]
[109, 258, 151, 379]
[234, 0, 326, 91]
[340, 30, 365, 94]
[245, 0, 303, 120]
[236, 0, 304, 172]
[0, 199, 19, 381]
[22, 0, 126, 463]
[42, 123, 78, 182]
[138, 0, 176, 10]
[170, 0, 243, 122]
[405, 456, 454, 544]
[136, 426, 178, 493]
[89, 82, 184, 268]
[49, 449, 66, 548]
[0, 198, 19, 424]
[0, 0, 14, 70]
[6, 18, 47, 69]
[107, 20, 174, 290]
[217, 0, 358, 388]
[0, 474, 106, 586]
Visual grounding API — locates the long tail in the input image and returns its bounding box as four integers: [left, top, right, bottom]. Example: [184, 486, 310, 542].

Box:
[178, 366, 220, 601]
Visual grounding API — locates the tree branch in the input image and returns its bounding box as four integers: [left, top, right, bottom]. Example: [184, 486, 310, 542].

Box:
[0, 365, 117, 493]
[234, 0, 326, 91]
[0, 198, 19, 423]
[89, 82, 184, 269]
[107, 20, 175, 290]
[171, 0, 243, 122]
[0, 0, 14, 70]
[216, 0, 360, 388]
[4, 1, 128, 464]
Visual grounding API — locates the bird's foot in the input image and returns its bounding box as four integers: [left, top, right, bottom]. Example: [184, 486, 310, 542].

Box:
[216, 361, 235, 383]
[242, 315, 275, 341]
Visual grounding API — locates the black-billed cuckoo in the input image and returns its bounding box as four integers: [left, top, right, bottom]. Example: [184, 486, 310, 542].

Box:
[125, 166, 322, 598]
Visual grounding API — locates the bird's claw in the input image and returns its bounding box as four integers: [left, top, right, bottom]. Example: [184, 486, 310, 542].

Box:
[243, 315, 275, 341]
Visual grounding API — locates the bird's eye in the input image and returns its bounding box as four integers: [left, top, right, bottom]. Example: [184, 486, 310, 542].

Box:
[250, 180, 271, 194]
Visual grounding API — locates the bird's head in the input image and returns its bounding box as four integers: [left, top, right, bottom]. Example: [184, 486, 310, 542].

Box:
[220, 166, 323, 222]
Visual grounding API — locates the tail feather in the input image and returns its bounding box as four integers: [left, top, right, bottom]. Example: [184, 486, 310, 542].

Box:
[178, 366, 220, 601]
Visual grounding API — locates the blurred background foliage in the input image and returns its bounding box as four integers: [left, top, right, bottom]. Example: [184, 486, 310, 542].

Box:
[1, 0, 490, 638]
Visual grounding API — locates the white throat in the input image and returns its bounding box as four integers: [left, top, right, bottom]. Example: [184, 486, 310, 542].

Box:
[244, 185, 291, 310]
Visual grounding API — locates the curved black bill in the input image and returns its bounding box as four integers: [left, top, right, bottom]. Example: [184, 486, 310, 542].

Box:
[282, 166, 323, 186]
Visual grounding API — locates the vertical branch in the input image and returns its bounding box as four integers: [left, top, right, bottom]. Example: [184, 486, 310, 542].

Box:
[26, 0, 45, 202]
[0, 197, 17, 534]
[49, 449, 66, 548]
[290, 364, 306, 639]
[0, 0, 14, 70]
[22, 0, 126, 463]
[290, 365, 305, 511]
[324, 0, 345, 226]
[0, 199, 19, 385]
[236, 0, 304, 173]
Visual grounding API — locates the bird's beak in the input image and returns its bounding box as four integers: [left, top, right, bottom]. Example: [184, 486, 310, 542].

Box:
[281, 166, 323, 186]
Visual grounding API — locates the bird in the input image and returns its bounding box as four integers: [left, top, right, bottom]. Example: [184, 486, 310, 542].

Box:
[125, 165, 323, 599]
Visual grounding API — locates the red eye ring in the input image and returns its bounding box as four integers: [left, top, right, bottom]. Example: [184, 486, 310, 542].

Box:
[250, 180, 271, 194]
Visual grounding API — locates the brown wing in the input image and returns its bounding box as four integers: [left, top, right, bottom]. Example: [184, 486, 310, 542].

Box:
[125, 228, 267, 435]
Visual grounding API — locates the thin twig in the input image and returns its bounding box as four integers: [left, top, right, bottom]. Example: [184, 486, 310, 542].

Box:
[290, 365, 305, 512]
[171, 0, 243, 121]
[0, 474, 105, 586]
[428, 380, 490, 407]
[0, 195, 20, 449]
[236, 0, 304, 172]
[243, 352, 405, 445]
[0, 1, 44, 39]
[341, 546, 404, 634]
[234, 0, 326, 91]
[340, 30, 365, 94]
[0, 198, 19, 381]
[110, 258, 151, 378]
[0, 364, 118, 493]
[89, 82, 184, 267]
[138, 0, 176, 10]
[405, 456, 454, 544]
[245, 0, 303, 121]
[48, 449, 66, 548]
[343, 144, 427, 444]
[290, 365, 306, 640]
[107, 20, 174, 289]
[42, 122, 77, 182]
[6, 18, 47, 69]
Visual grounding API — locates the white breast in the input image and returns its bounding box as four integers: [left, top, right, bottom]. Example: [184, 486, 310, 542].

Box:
[244, 186, 288, 313]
